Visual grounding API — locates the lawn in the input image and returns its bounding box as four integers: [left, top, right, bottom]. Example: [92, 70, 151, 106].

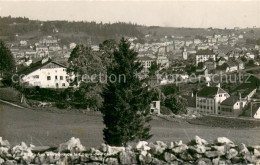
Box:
[186, 115, 260, 128]
[1, 102, 260, 148]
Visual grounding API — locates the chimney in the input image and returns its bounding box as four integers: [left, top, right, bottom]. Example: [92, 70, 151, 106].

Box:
[207, 82, 210, 87]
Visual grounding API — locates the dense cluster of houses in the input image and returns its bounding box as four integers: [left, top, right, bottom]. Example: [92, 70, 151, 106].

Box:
[184, 83, 260, 119]
[8, 36, 77, 67]
[7, 32, 260, 119]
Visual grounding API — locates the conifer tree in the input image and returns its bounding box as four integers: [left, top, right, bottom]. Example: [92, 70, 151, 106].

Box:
[0, 40, 15, 76]
[101, 38, 153, 146]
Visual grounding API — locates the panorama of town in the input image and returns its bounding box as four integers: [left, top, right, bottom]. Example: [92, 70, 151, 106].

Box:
[1, 10, 260, 164]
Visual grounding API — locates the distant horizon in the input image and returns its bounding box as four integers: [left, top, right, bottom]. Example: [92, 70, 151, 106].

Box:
[0, 1, 260, 29]
[1, 15, 259, 30]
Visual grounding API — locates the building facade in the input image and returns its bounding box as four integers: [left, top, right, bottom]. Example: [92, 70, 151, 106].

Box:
[21, 60, 72, 88]
[196, 85, 230, 114]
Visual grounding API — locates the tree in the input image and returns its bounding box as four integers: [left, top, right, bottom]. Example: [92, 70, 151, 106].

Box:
[68, 45, 105, 110]
[99, 39, 117, 68]
[148, 61, 159, 76]
[0, 40, 15, 85]
[164, 95, 187, 114]
[101, 38, 153, 146]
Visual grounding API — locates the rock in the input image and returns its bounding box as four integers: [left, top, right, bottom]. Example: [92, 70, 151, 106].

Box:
[174, 140, 183, 146]
[106, 157, 118, 165]
[11, 142, 34, 164]
[172, 144, 188, 154]
[167, 142, 175, 149]
[205, 151, 223, 158]
[136, 141, 150, 151]
[164, 152, 177, 162]
[149, 141, 167, 155]
[5, 160, 17, 165]
[211, 145, 226, 154]
[244, 154, 258, 163]
[119, 151, 137, 164]
[0, 147, 9, 157]
[197, 158, 212, 165]
[215, 137, 234, 146]
[254, 148, 260, 156]
[192, 136, 208, 146]
[238, 143, 249, 155]
[231, 156, 245, 164]
[59, 137, 85, 153]
[139, 152, 152, 164]
[99, 143, 107, 153]
[212, 157, 220, 165]
[125, 145, 132, 152]
[189, 145, 206, 154]
[179, 151, 194, 161]
[151, 157, 164, 164]
[89, 148, 103, 162]
[107, 146, 125, 156]
[226, 148, 238, 159]
[0, 137, 10, 148]
[0, 157, 4, 164]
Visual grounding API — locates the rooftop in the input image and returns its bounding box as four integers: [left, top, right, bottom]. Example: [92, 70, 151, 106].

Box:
[197, 86, 228, 98]
[220, 96, 239, 106]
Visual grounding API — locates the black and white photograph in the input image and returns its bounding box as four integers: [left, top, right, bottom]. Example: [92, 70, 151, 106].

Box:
[0, 0, 260, 164]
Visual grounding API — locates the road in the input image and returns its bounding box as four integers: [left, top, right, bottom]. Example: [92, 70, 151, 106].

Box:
[1, 101, 260, 148]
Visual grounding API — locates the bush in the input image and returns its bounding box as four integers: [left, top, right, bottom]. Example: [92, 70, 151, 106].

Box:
[160, 106, 173, 115]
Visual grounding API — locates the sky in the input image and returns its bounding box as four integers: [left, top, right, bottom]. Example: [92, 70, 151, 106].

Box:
[0, 0, 260, 29]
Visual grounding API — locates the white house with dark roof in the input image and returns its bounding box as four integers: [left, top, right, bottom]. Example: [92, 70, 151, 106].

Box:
[196, 84, 230, 114]
[20, 59, 72, 88]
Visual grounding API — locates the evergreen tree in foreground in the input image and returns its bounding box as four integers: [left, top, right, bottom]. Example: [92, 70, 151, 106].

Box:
[0, 40, 15, 75]
[101, 38, 153, 146]
[0, 40, 15, 85]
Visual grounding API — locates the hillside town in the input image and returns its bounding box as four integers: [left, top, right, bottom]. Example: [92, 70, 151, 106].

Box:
[1, 1, 260, 164]
[3, 26, 260, 119]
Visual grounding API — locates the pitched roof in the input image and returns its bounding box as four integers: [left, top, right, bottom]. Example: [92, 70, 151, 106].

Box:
[18, 60, 67, 75]
[137, 56, 154, 61]
[216, 63, 229, 71]
[197, 86, 228, 98]
[220, 96, 239, 106]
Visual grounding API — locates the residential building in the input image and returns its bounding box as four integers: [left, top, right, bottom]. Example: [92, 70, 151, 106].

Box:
[195, 50, 216, 66]
[39, 36, 58, 46]
[219, 95, 247, 116]
[20, 60, 72, 88]
[226, 60, 238, 72]
[254, 106, 260, 119]
[196, 85, 230, 114]
[150, 101, 160, 115]
[137, 56, 155, 70]
[156, 55, 169, 69]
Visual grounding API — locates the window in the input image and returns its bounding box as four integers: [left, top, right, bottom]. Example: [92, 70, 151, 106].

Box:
[47, 76, 51, 80]
[62, 83, 65, 87]
[33, 75, 39, 79]
[60, 76, 63, 80]
[55, 76, 58, 80]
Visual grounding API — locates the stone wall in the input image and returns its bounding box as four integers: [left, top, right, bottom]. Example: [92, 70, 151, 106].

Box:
[0, 136, 260, 164]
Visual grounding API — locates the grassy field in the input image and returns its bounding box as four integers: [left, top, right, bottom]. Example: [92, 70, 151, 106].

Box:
[1, 102, 260, 148]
